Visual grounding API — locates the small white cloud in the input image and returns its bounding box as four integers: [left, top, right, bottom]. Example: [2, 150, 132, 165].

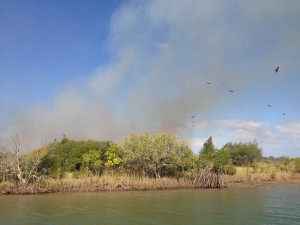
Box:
[276, 122, 300, 138]
[189, 119, 300, 157]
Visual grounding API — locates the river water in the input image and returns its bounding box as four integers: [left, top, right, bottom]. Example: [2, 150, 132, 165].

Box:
[0, 184, 300, 225]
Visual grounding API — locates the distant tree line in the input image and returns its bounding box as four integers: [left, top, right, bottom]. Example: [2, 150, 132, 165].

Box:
[3, 133, 294, 185]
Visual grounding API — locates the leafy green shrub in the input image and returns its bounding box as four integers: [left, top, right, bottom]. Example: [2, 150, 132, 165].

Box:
[122, 133, 196, 178]
[198, 137, 230, 174]
[251, 162, 259, 173]
[294, 158, 300, 173]
[38, 138, 110, 177]
[280, 156, 291, 172]
[200, 136, 216, 155]
[224, 165, 237, 175]
[259, 165, 268, 173]
[221, 141, 263, 166]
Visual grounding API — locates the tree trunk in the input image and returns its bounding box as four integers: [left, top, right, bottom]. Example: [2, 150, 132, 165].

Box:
[16, 165, 25, 184]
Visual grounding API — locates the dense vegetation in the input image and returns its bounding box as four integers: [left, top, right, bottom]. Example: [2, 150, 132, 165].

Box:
[1, 133, 299, 187]
[221, 141, 263, 166]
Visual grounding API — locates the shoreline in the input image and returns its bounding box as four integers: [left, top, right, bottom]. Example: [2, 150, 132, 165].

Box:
[224, 179, 300, 188]
[1, 174, 300, 195]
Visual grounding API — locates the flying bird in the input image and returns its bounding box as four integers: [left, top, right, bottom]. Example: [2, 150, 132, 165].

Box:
[228, 90, 234, 92]
[268, 104, 272, 107]
[275, 66, 279, 73]
[207, 82, 210, 84]
[282, 113, 286, 116]
[191, 115, 195, 119]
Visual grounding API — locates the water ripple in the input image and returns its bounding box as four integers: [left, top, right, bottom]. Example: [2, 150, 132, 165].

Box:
[0, 185, 300, 225]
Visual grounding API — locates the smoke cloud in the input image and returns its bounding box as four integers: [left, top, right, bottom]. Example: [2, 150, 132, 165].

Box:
[1, 0, 300, 155]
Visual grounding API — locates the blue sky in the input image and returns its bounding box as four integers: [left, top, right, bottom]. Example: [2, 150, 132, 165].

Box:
[0, 0, 120, 107]
[1, 0, 300, 157]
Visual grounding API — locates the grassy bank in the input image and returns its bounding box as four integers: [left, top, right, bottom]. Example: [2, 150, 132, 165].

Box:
[223, 165, 300, 187]
[0, 175, 198, 194]
[2, 160, 300, 194]
[1, 170, 300, 195]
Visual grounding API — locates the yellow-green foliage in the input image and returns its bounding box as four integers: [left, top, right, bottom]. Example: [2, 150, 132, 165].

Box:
[295, 158, 300, 173]
[223, 159, 300, 185]
[121, 133, 195, 178]
[224, 164, 237, 175]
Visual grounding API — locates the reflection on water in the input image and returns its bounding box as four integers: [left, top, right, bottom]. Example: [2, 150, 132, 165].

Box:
[0, 184, 300, 225]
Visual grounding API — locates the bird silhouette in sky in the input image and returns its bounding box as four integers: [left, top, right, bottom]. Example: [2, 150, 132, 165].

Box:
[207, 82, 210, 84]
[228, 90, 234, 92]
[191, 115, 195, 119]
[275, 66, 279, 73]
[268, 104, 272, 107]
[282, 113, 286, 116]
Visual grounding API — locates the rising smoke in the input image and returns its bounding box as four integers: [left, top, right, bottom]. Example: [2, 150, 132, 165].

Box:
[2, 0, 300, 154]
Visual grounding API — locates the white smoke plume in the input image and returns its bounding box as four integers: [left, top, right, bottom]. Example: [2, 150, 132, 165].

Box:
[1, 0, 300, 155]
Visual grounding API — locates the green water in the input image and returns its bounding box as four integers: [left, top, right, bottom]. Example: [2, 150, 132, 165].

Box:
[0, 184, 300, 225]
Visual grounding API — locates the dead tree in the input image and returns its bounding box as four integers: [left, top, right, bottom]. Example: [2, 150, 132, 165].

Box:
[12, 135, 26, 184]
[11, 135, 46, 184]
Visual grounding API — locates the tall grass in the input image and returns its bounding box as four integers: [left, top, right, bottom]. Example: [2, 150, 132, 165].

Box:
[223, 163, 300, 186]
[0, 175, 199, 194]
